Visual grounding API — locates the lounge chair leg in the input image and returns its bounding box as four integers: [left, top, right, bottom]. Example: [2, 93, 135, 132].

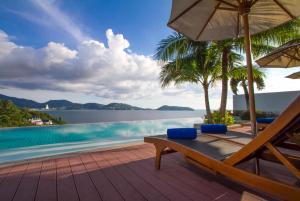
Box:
[255, 157, 260, 175]
[154, 144, 166, 170]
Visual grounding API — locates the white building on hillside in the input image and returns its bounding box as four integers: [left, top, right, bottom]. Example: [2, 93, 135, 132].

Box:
[29, 117, 44, 125]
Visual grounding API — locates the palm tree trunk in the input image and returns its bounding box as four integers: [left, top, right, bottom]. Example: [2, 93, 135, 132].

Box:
[203, 84, 212, 123]
[220, 47, 229, 120]
[242, 81, 250, 111]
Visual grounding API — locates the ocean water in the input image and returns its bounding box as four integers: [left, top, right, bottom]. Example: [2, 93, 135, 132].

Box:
[0, 117, 203, 164]
[45, 110, 206, 124]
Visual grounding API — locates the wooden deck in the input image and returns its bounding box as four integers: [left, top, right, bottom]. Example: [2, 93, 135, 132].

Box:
[0, 128, 294, 201]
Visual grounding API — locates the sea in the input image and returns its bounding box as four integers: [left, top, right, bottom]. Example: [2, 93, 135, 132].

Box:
[0, 110, 206, 164]
[44, 110, 206, 124]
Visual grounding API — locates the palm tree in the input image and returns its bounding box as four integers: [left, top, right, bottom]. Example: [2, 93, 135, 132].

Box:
[156, 34, 221, 123]
[216, 42, 243, 118]
[230, 66, 265, 110]
[218, 19, 300, 119]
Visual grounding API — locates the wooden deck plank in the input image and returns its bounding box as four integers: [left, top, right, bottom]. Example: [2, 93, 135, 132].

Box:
[125, 148, 214, 201]
[143, 147, 243, 199]
[110, 150, 169, 201]
[56, 158, 80, 201]
[91, 152, 147, 201]
[144, 144, 280, 201]
[144, 145, 264, 201]
[0, 137, 290, 201]
[117, 151, 192, 201]
[0, 166, 13, 185]
[0, 163, 28, 201]
[68, 156, 102, 201]
[80, 154, 124, 201]
[35, 160, 57, 201]
[12, 162, 42, 201]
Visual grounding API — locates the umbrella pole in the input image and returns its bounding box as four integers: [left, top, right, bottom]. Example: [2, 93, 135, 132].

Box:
[242, 13, 257, 136]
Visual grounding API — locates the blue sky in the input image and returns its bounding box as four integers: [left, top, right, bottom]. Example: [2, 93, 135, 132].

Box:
[0, 0, 172, 55]
[0, 0, 299, 109]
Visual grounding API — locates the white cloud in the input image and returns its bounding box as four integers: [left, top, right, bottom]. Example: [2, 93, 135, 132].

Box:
[3, 27, 296, 110]
[43, 42, 77, 65]
[29, 0, 88, 42]
[0, 28, 221, 109]
[0, 29, 155, 99]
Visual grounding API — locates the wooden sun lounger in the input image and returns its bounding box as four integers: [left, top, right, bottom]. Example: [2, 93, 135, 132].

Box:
[144, 96, 300, 201]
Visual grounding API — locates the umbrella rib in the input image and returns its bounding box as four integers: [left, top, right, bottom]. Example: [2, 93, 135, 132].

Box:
[284, 53, 300, 61]
[251, 0, 259, 7]
[196, 2, 222, 41]
[260, 50, 300, 67]
[259, 52, 283, 67]
[286, 54, 295, 68]
[272, 0, 295, 19]
[258, 43, 300, 67]
[236, 11, 240, 38]
[284, 48, 298, 68]
[295, 49, 300, 60]
[217, 7, 237, 11]
[168, 0, 203, 25]
[216, 0, 238, 8]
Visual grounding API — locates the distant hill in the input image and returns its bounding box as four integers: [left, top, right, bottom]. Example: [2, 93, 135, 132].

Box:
[0, 100, 65, 127]
[157, 105, 194, 111]
[103, 103, 144, 110]
[0, 94, 194, 111]
[0, 94, 43, 108]
[45, 100, 81, 109]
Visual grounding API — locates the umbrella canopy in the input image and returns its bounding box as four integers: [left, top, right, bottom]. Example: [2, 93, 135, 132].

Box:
[168, 0, 299, 41]
[256, 39, 300, 68]
[167, 0, 300, 135]
[286, 71, 300, 79]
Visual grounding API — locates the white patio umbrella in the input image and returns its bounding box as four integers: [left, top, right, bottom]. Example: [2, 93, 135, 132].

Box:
[167, 0, 300, 135]
[286, 71, 300, 79]
[256, 39, 300, 68]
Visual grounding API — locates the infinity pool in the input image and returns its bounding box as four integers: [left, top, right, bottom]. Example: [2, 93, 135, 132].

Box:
[0, 118, 200, 164]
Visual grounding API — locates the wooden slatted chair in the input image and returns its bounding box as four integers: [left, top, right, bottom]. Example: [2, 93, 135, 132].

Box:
[144, 96, 300, 201]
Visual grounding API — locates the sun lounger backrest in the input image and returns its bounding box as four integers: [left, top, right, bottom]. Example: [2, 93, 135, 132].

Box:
[225, 95, 300, 166]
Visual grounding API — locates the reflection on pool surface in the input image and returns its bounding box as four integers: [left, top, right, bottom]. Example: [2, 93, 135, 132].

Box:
[0, 118, 201, 164]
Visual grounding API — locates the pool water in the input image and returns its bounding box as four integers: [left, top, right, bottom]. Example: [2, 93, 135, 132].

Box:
[0, 118, 200, 164]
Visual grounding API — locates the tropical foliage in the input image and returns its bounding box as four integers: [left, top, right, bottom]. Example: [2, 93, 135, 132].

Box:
[204, 110, 235, 125]
[217, 19, 300, 119]
[156, 34, 221, 123]
[156, 19, 299, 124]
[230, 66, 266, 110]
[0, 100, 65, 127]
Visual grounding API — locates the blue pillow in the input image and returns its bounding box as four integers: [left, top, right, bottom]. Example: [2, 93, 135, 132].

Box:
[256, 117, 275, 124]
[201, 124, 227, 134]
[167, 128, 197, 139]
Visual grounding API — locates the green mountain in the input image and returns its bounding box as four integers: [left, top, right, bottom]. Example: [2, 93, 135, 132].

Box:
[0, 94, 43, 108]
[0, 94, 194, 111]
[157, 105, 194, 111]
[103, 103, 144, 110]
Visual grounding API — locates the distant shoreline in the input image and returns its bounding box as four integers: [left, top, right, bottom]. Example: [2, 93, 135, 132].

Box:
[0, 116, 204, 130]
[0, 93, 195, 111]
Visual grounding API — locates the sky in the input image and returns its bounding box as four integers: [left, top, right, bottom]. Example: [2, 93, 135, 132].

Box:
[0, 0, 299, 109]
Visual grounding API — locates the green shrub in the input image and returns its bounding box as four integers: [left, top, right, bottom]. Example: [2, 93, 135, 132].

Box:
[238, 110, 277, 120]
[204, 110, 235, 125]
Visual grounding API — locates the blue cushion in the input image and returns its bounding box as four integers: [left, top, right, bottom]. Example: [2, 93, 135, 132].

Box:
[167, 128, 197, 139]
[201, 124, 227, 134]
[256, 117, 275, 124]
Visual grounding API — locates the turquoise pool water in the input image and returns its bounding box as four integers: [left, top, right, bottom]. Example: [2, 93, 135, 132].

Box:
[0, 118, 200, 164]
